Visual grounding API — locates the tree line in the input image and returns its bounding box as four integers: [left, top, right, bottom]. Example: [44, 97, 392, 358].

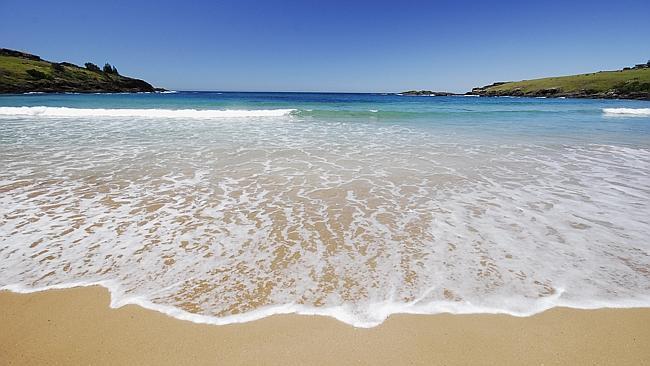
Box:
[84, 62, 119, 75]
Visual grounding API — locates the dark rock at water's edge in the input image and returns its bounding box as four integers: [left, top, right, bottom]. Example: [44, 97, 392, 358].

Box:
[0, 48, 165, 94]
[399, 90, 458, 96]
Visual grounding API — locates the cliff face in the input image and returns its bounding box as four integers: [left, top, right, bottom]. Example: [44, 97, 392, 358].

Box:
[469, 65, 650, 100]
[0, 48, 159, 94]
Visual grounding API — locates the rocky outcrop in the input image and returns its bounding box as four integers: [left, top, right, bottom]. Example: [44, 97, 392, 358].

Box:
[469, 85, 650, 100]
[0, 48, 42, 61]
[400, 90, 457, 96]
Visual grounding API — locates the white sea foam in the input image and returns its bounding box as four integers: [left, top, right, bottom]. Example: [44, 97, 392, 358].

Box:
[4, 281, 649, 328]
[0, 106, 296, 118]
[603, 108, 650, 116]
[1, 114, 649, 328]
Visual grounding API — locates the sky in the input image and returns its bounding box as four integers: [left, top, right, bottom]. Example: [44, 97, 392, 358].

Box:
[1, 0, 649, 93]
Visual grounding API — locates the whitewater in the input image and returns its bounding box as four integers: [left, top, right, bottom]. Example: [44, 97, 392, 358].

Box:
[1, 93, 649, 327]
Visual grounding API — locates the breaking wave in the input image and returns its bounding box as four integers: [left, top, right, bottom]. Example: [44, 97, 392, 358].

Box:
[603, 108, 650, 116]
[0, 106, 296, 118]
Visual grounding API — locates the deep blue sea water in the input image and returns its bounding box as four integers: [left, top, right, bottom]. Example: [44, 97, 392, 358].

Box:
[1, 92, 649, 327]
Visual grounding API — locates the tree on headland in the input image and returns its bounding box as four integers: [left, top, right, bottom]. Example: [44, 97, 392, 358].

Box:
[85, 62, 101, 72]
[103, 63, 119, 75]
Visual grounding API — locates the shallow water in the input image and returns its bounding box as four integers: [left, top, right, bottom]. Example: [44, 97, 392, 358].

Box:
[1, 92, 649, 327]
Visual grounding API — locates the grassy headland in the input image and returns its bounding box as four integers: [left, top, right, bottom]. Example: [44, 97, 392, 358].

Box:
[469, 62, 650, 100]
[0, 48, 161, 94]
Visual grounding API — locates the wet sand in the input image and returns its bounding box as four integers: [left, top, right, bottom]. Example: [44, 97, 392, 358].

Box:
[1, 286, 649, 365]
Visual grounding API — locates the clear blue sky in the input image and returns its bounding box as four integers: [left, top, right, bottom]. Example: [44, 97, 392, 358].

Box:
[2, 0, 649, 92]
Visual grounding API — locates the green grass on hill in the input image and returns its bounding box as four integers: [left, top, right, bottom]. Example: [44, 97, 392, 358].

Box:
[488, 68, 650, 93]
[0, 50, 156, 93]
[1, 55, 117, 83]
[475, 67, 650, 99]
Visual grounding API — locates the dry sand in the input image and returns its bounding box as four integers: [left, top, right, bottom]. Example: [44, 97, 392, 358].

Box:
[1, 286, 649, 365]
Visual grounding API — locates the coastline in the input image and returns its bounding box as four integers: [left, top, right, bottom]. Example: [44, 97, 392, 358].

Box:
[0, 48, 162, 94]
[1, 286, 649, 365]
[467, 66, 650, 101]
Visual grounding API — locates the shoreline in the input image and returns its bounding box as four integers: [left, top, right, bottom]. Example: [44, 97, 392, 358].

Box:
[1, 286, 649, 365]
[4, 281, 650, 329]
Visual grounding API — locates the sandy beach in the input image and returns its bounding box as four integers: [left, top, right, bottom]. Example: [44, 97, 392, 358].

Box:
[0, 286, 648, 365]
[3, 1, 650, 365]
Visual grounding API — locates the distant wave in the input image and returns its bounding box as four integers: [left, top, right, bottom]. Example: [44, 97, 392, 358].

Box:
[603, 108, 650, 116]
[294, 108, 594, 119]
[0, 106, 296, 118]
[0, 106, 607, 120]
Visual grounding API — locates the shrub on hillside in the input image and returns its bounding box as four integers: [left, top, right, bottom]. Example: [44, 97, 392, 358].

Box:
[85, 62, 101, 72]
[51, 63, 65, 72]
[26, 69, 47, 79]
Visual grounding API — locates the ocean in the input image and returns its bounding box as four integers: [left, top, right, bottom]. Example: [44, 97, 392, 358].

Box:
[1, 91, 649, 327]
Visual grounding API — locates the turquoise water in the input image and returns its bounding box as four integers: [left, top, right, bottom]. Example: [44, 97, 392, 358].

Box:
[1, 92, 650, 145]
[1, 92, 649, 327]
